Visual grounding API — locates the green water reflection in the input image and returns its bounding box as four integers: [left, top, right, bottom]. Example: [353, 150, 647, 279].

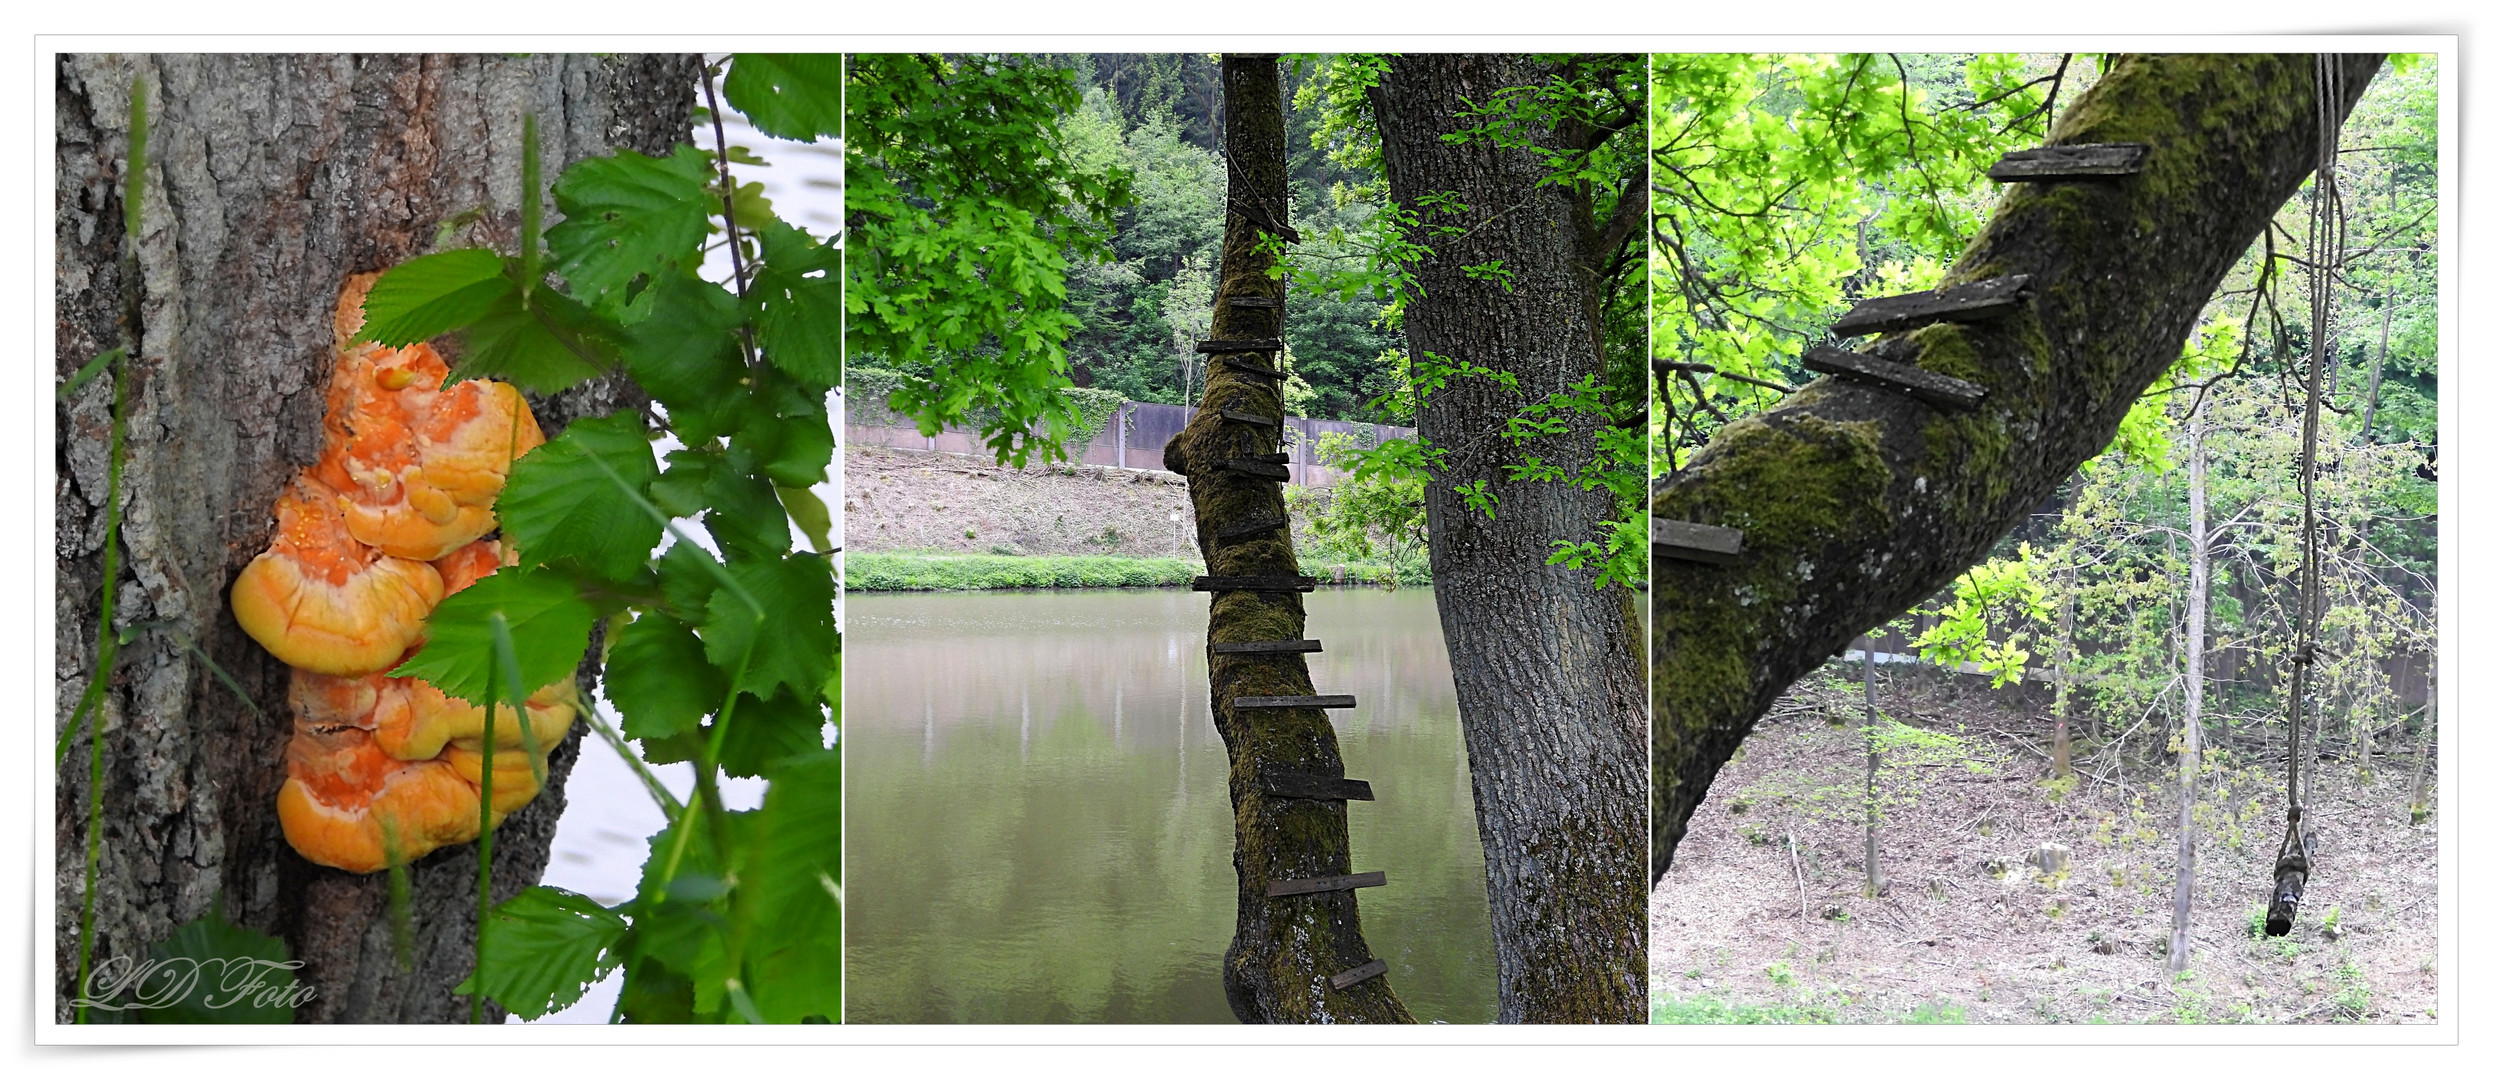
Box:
[847, 587, 1495, 1023]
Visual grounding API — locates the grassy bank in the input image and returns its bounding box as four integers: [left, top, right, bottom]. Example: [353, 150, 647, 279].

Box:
[847, 551, 1426, 591]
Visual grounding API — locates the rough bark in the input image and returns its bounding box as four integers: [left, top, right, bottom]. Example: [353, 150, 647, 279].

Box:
[1650, 53, 2383, 879]
[2171, 407, 2208, 974]
[1369, 54, 1649, 1024]
[54, 52, 698, 1023]
[1165, 55, 1411, 1025]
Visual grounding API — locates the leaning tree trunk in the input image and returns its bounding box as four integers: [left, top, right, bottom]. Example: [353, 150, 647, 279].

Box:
[1370, 53, 1649, 1025]
[1650, 53, 2384, 878]
[1164, 54, 1411, 1025]
[53, 52, 697, 1023]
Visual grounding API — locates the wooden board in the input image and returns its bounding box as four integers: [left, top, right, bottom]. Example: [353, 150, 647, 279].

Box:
[1260, 767, 1373, 801]
[1234, 694, 1357, 709]
[1227, 295, 1282, 309]
[1197, 338, 1284, 354]
[1214, 639, 1322, 654]
[1220, 408, 1279, 427]
[1267, 871, 1387, 897]
[1223, 460, 1291, 480]
[1193, 575, 1318, 592]
[1800, 347, 1988, 411]
[1329, 959, 1389, 990]
[1213, 516, 1290, 540]
[1651, 518, 1743, 564]
[1988, 142, 2147, 182]
[1831, 274, 2032, 338]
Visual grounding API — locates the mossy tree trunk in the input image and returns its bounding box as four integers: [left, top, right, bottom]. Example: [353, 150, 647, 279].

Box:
[53, 52, 697, 1023]
[1649, 53, 2384, 878]
[1368, 53, 1650, 1024]
[1165, 54, 1412, 1025]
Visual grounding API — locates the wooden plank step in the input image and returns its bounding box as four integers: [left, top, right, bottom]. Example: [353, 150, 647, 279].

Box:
[1198, 338, 1284, 353]
[1234, 694, 1356, 709]
[1213, 639, 1323, 654]
[1266, 871, 1386, 898]
[1233, 202, 1303, 244]
[1260, 767, 1372, 801]
[1224, 359, 1284, 379]
[1193, 575, 1319, 592]
[1330, 959, 1389, 990]
[1652, 519, 1743, 565]
[1831, 274, 2033, 338]
[1988, 142, 2148, 182]
[1213, 516, 1290, 540]
[1223, 459, 1291, 480]
[1801, 347, 1988, 411]
[1227, 295, 1281, 309]
[1221, 408, 1279, 427]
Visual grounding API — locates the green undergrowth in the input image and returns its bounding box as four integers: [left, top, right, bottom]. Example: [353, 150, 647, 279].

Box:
[1651, 993, 1969, 1025]
[848, 551, 1420, 591]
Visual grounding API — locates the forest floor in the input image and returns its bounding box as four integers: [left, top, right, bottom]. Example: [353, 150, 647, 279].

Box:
[1649, 663, 2441, 1025]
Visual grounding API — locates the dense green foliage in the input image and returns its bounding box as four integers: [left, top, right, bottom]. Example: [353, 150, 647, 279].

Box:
[844, 54, 1132, 466]
[365, 55, 844, 1023]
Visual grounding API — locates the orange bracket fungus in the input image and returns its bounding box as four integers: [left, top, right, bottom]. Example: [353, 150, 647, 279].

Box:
[237, 274, 568, 873]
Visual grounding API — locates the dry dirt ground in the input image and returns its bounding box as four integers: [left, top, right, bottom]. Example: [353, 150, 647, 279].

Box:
[846, 444, 1201, 557]
[1649, 664, 2442, 1025]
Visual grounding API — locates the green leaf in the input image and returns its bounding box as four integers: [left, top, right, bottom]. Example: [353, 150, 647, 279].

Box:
[656, 540, 722, 627]
[125, 908, 303, 1024]
[777, 484, 833, 552]
[457, 285, 610, 394]
[606, 612, 724, 743]
[718, 691, 824, 778]
[722, 54, 843, 143]
[391, 567, 595, 701]
[699, 553, 838, 703]
[547, 146, 716, 312]
[499, 413, 663, 583]
[623, 273, 747, 413]
[454, 886, 625, 1021]
[749, 220, 841, 387]
[740, 747, 842, 1023]
[360, 249, 515, 347]
[734, 376, 833, 488]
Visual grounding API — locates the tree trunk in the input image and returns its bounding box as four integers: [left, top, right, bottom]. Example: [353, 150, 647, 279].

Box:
[1370, 53, 1649, 1024]
[53, 52, 698, 1023]
[2051, 566, 2075, 779]
[1649, 53, 2383, 878]
[1164, 55, 1411, 1025]
[2170, 405, 2208, 976]
[1860, 645, 1887, 898]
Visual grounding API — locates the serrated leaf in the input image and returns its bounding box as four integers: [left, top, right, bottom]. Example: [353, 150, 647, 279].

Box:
[391, 568, 594, 701]
[656, 540, 721, 626]
[499, 413, 663, 583]
[777, 484, 832, 552]
[457, 286, 610, 394]
[732, 376, 833, 488]
[623, 273, 746, 411]
[360, 249, 515, 347]
[719, 691, 824, 778]
[456, 886, 625, 1021]
[547, 146, 716, 311]
[701, 467, 791, 561]
[131, 908, 303, 1024]
[699, 553, 837, 703]
[606, 612, 724, 743]
[749, 220, 841, 387]
[741, 747, 841, 1023]
[721, 54, 843, 143]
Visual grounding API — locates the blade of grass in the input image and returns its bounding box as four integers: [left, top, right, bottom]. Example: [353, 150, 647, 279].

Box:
[470, 645, 498, 1025]
[488, 613, 547, 789]
[583, 707, 683, 820]
[57, 347, 124, 402]
[581, 449, 763, 621]
[76, 74, 147, 1025]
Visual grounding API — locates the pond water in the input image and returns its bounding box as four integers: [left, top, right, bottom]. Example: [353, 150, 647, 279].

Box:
[845, 586, 1496, 1024]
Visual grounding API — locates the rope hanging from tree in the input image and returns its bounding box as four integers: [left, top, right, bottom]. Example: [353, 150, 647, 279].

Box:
[2268, 53, 2347, 937]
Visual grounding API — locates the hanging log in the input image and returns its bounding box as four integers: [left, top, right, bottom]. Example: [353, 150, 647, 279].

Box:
[1235, 694, 1357, 709]
[1198, 338, 1284, 353]
[1651, 518, 1743, 564]
[1266, 871, 1387, 897]
[1260, 767, 1373, 801]
[1213, 639, 1324, 654]
[1800, 347, 1989, 411]
[1988, 142, 2149, 181]
[1330, 959, 1389, 989]
[1831, 274, 2033, 338]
